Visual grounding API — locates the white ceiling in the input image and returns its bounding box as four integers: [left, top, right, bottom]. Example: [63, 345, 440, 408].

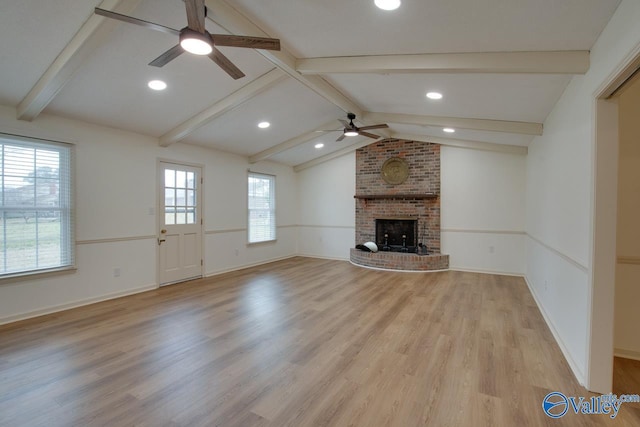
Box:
[0, 0, 623, 168]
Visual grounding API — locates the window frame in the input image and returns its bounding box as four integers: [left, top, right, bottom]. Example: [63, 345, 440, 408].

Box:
[0, 133, 75, 281]
[247, 172, 276, 244]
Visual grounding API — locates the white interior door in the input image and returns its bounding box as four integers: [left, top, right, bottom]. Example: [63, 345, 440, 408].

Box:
[158, 162, 203, 286]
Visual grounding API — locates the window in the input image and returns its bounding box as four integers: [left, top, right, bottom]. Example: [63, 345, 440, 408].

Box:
[0, 134, 74, 277]
[248, 172, 275, 243]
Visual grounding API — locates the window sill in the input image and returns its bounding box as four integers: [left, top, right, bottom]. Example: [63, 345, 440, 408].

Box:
[247, 239, 277, 247]
[0, 266, 77, 285]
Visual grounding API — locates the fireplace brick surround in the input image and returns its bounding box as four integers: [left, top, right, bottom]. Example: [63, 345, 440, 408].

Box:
[351, 138, 449, 271]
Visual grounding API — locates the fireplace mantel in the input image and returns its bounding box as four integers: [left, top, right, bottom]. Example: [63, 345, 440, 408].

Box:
[354, 193, 438, 200]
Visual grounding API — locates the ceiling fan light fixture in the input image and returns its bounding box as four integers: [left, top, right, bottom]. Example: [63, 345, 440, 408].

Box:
[180, 29, 213, 55]
[375, 0, 401, 11]
[344, 130, 359, 137]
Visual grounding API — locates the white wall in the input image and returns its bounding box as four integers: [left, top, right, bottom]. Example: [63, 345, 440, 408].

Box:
[525, 0, 640, 387]
[441, 146, 526, 275]
[615, 75, 640, 360]
[0, 105, 297, 324]
[297, 153, 355, 259]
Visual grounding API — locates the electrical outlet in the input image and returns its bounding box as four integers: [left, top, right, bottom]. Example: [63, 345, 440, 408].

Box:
[113, 268, 121, 277]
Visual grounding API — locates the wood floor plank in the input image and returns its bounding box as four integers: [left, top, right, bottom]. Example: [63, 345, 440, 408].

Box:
[1, 257, 638, 426]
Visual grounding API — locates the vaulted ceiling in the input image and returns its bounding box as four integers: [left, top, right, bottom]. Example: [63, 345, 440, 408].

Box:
[0, 0, 622, 170]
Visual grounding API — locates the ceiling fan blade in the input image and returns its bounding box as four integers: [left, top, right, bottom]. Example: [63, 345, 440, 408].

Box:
[211, 34, 281, 51]
[95, 8, 180, 36]
[336, 133, 346, 142]
[359, 124, 389, 131]
[149, 44, 184, 67]
[209, 48, 245, 80]
[184, 0, 206, 33]
[359, 131, 381, 139]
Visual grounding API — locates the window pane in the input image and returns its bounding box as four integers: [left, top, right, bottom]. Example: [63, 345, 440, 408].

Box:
[187, 172, 195, 189]
[37, 212, 61, 268]
[186, 190, 195, 207]
[176, 170, 186, 188]
[165, 207, 176, 225]
[36, 178, 59, 206]
[176, 189, 186, 206]
[165, 188, 175, 207]
[5, 212, 37, 273]
[165, 169, 175, 187]
[176, 208, 186, 225]
[186, 209, 195, 224]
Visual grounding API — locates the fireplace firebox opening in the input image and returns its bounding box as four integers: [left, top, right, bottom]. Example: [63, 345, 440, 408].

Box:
[375, 218, 420, 253]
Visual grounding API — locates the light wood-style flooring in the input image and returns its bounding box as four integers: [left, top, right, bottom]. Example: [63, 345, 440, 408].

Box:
[1, 257, 639, 426]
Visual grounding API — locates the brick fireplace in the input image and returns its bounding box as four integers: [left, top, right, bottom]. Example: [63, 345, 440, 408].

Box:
[350, 138, 449, 271]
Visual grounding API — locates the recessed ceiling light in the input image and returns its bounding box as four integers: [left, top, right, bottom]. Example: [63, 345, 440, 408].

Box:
[258, 121, 270, 129]
[375, 0, 401, 11]
[443, 128, 455, 133]
[315, 143, 324, 149]
[426, 92, 443, 100]
[148, 80, 167, 91]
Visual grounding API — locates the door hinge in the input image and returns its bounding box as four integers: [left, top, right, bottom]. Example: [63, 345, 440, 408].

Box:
[201, 177, 203, 184]
[201, 259, 203, 266]
[201, 218, 203, 225]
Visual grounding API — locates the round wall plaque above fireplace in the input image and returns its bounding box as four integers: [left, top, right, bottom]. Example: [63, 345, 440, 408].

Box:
[381, 157, 409, 185]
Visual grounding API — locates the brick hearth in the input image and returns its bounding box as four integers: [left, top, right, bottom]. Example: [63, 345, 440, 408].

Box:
[350, 249, 449, 271]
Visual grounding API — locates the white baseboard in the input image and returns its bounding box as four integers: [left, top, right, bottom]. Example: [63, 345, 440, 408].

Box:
[205, 255, 297, 277]
[524, 275, 586, 386]
[0, 283, 158, 326]
[614, 348, 640, 362]
[449, 266, 525, 277]
[296, 253, 349, 261]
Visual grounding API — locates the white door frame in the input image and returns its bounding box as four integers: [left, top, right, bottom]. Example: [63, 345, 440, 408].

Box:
[156, 158, 205, 286]
[588, 41, 640, 393]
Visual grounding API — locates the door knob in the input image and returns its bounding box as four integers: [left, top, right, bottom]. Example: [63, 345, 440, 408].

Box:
[161, 229, 167, 234]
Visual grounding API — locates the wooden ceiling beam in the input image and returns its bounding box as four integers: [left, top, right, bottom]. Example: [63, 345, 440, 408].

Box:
[293, 137, 381, 172]
[296, 51, 590, 75]
[392, 133, 528, 155]
[160, 68, 285, 146]
[204, 0, 364, 118]
[17, 0, 143, 121]
[363, 112, 543, 135]
[248, 119, 340, 163]
[293, 132, 528, 172]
